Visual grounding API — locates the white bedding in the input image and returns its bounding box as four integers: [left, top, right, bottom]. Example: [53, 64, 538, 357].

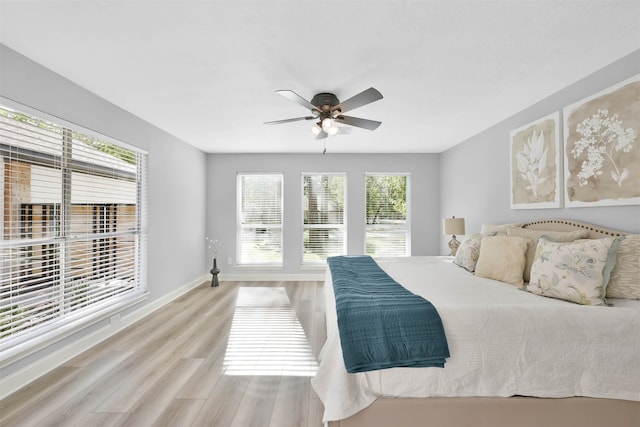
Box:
[310, 256, 640, 423]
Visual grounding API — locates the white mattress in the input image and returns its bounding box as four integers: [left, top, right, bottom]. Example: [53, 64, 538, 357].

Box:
[310, 256, 640, 423]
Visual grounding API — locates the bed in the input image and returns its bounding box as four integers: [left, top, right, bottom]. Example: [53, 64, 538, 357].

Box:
[311, 220, 640, 427]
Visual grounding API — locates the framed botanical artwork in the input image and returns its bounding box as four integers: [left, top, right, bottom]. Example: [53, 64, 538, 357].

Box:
[564, 74, 640, 207]
[510, 111, 561, 209]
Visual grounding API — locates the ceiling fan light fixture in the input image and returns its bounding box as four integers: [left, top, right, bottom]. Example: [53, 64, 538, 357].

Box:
[322, 117, 334, 132]
[267, 87, 383, 139]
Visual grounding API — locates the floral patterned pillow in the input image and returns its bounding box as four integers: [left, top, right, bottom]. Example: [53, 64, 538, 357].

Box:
[480, 223, 524, 236]
[453, 234, 484, 272]
[507, 228, 590, 283]
[527, 236, 622, 306]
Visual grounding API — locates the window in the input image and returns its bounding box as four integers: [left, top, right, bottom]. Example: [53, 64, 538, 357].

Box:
[237, 173, 283, 265]
[365, 174, 410, 256]
[302, 173, 346, 264]
[0, 104, 147, 361]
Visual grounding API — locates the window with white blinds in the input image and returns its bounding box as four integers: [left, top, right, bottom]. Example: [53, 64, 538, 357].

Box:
[0, 105, 147, 361]
[365, 174, 410, 257]
[237, 173, 283, 265]
[302, 174, 346, 264]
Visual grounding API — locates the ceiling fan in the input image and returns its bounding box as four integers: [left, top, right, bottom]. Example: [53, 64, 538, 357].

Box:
[264, 87, 383, 139]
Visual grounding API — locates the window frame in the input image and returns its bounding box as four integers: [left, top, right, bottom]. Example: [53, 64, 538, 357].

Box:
[301, 172, 347, 266]
[364, 173, 411, 257]
[236, 172, 284, 267]
[0, 100, 148, 366]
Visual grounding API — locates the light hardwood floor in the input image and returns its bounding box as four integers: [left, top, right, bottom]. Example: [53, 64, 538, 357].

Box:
[1, 281, 327, 427]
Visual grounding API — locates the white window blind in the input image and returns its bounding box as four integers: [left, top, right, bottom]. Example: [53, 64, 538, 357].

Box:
[237, 173, 283, 265]
[365, 174, 410, 257]
[0, 105, 147, 361]
[302, 174, 346, 264]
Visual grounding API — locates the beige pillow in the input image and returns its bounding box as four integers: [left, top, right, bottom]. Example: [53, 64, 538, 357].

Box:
[506, 228, 590, 282]
[607, 235, 640, 300]
[474, 236, 530, 287]
[480, 223, 524, 235]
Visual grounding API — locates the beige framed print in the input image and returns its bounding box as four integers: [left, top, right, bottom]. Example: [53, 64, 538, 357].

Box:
[564, 74, 640, 207]
[510, 111, 561, 209]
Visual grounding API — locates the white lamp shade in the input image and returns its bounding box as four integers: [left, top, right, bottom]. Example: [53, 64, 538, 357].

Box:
[444, 217, 465, 235]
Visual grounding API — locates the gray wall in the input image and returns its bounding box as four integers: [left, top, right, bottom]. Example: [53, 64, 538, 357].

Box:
[206, 153, 440, 274]
[0, 45, 208, 375]
[2, 41, 638, 379]
[440, 49, 640, 252]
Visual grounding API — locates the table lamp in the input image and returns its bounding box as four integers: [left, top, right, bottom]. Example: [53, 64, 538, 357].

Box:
[444, 217, 465, 256]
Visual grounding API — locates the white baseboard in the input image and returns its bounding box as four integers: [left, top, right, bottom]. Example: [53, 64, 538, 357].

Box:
[0, 274, 208, 400]
[218, 272, 325, 281]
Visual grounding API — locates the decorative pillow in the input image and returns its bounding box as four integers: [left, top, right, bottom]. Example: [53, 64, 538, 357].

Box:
[480, 223, 524, 235]
[453, 234, 484, 272]
[507, 228, 590, 283]
[474, 236, 530, 287]
[607, 235, 640, 299]
[527, 237, 622, 306]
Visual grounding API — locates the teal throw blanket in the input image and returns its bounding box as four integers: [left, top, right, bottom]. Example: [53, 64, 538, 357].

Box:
[328, 255, 449, 373]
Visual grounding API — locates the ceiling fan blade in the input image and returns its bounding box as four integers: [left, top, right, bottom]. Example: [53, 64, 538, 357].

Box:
[334, 87, 383, 113]
[276, 90, 321, 112]
[264, 116, 315, 125]
[315, 130, 328, 140]
[334, 115, 381, 131]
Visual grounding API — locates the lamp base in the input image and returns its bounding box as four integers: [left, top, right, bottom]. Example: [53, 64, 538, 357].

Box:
[448, 236, 461, 256]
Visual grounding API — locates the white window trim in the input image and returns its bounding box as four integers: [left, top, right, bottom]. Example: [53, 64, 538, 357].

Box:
[0, 291, 147, 367]
[364, 172, 411, 256]
[301, 172, 347, 266]
[0, 99, 148, 366]
[235, 172, 284, 266]
[0, 97, 147, 156]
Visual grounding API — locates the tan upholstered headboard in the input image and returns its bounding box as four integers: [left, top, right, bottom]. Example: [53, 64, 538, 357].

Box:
[522, 220, 628, 239]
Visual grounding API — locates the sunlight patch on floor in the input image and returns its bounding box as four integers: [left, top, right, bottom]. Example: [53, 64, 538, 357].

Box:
[223, 287, 319, 376]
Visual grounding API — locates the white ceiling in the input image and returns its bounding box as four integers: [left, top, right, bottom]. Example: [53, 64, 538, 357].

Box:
[1, 1, 639, 154]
